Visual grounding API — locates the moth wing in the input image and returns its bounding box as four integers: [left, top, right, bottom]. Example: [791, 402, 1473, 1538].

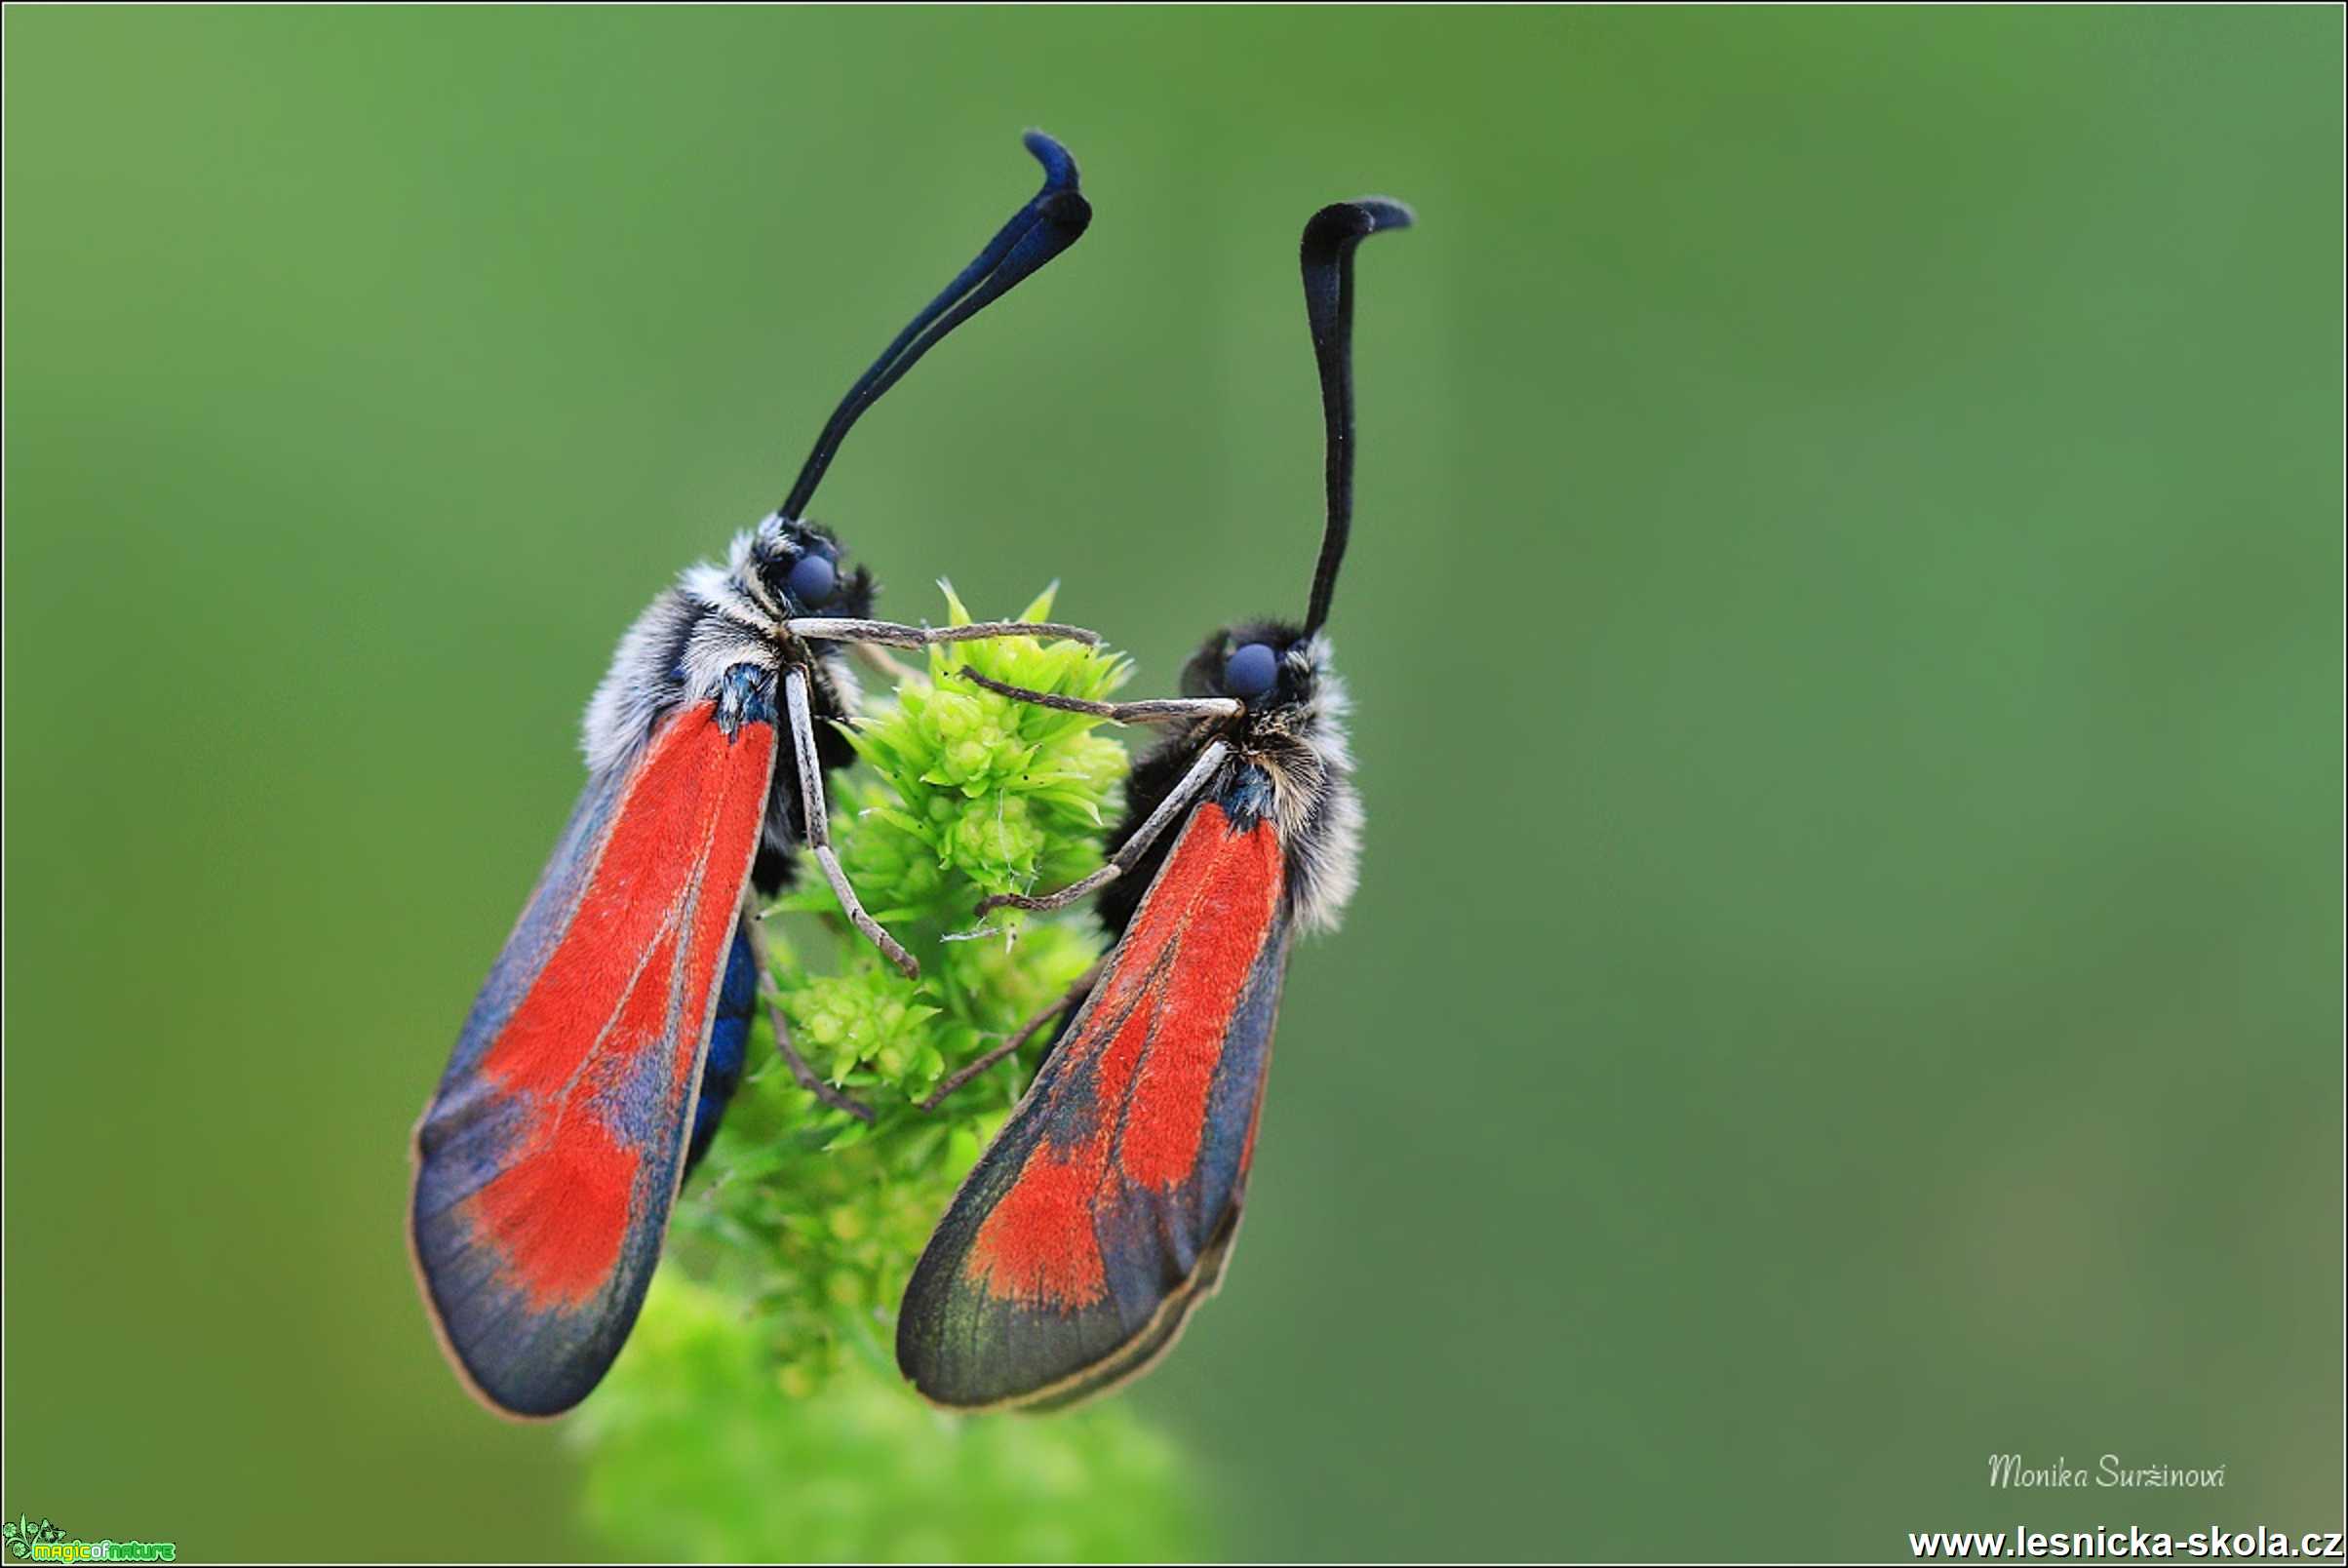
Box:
[409, 699, 777, 1418]
[685, 921, 761, 1178]
[898, 799, 1291, 1410]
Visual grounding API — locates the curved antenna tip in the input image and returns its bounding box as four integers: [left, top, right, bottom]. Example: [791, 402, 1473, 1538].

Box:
[1307, 197, 1416, 245]
[1021, 129, 1081, 191]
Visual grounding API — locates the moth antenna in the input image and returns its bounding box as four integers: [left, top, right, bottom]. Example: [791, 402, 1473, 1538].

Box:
[780, 130, 1092, 521]
[1299, 197, 1413, 636]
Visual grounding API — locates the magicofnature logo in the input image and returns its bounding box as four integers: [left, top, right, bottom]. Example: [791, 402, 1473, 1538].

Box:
[2, 1516, 175, 1563]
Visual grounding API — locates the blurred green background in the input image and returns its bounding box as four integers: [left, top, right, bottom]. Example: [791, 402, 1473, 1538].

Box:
[4, 7, 2339, 1561]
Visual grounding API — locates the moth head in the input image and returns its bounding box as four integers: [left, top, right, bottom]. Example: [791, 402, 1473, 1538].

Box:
[750, 517, 870, 616]
[1182, 620, 1320, 712]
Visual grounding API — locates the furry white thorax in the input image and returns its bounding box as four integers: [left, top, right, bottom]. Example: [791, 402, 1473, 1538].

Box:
[1256, 633, 1362, 938]
[579, 518, 861, 780]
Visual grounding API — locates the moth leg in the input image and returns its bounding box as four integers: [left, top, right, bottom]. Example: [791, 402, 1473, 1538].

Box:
[784, 665, 920, 982]
[786, 615, 1100, 648]
[917, 960, 1103, 1112]
[976, 739, 1231, 919]
[743, 916, 877, 1124]
[849, 640, 919, 686]
[957, 669, 1243, 725]
[763, 990, 877, 1124]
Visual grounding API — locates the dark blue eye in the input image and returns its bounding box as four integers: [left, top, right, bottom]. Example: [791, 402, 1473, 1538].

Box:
[786, 553, 838, 608]
[1224, 642, 1278, 699]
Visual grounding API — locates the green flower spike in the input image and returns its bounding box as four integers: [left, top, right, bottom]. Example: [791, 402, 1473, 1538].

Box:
[573, 589, 1207, 1562]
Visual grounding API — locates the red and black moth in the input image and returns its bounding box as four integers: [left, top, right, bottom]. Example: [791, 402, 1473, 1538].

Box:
[896, 197, 1415, 1410]
[407, 134, 1098, 1420]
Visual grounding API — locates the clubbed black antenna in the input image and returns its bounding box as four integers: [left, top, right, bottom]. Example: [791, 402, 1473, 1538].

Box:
[780, 131, 1092, 521]
[1299, 197, 1412, 636]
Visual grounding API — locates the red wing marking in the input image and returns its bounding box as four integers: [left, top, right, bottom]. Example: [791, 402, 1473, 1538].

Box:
[464, 702, 773, 1311]
[466, 1109, 640, 1312]
[963, 1132, 1115, 1309]
[966, 802, 1283, 1309]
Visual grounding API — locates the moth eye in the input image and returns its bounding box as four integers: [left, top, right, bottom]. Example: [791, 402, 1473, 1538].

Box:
[1223, 642, 1278, 700]
[786, 553, 838, 608]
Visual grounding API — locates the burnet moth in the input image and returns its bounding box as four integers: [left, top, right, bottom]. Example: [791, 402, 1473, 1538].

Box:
[408, 132, 1098, 1420]
[896, 197, 1413, 1410]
